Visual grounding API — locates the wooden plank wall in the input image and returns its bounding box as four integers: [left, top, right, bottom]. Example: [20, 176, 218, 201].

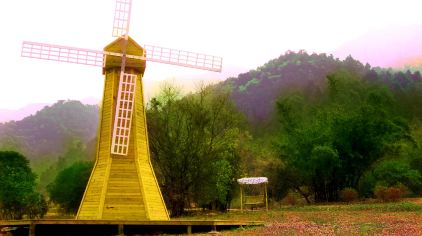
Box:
[76, 68, 169, 220]
[134, 75, 169, 220]
[76, 70, 115, 219]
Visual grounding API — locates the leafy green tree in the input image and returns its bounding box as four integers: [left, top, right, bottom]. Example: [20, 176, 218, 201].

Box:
[39, 139, 92, 192]
[276, 71, 411, 202]
[0, 151, 47, 219]
[147, 84, 244, 216]
[373, 160, 421, 190]
[47, 161, 93, 214]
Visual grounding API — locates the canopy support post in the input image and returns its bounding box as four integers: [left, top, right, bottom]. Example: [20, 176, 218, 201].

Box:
[240, 185, 243, 212]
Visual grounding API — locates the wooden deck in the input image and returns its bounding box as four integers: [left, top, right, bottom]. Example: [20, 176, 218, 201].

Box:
[0, 219, 264, 235]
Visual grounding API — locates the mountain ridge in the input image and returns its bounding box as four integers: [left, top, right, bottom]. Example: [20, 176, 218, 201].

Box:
[1, 51, 421, 163]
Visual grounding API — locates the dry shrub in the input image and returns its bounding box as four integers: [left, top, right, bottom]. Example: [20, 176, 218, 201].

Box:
[339, 188, 358, 203]
[396, 183, 410, 197]
[374, 186, 403, 202]
[374, 186, 388, 201]
[386, 187, 402, 202]
[282, 193, 298, 206]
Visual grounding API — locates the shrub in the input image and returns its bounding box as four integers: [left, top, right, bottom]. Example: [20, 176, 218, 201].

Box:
[339, 188, 358, 203]
[282, 193, 298, 206]
[385, 187, 402, 202]
[374, 186, 403, 202]
[374, 186, 388, 201]
[396, 183, 410, 197]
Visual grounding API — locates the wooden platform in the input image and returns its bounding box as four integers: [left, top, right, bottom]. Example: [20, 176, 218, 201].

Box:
[0, 219, 264, 235]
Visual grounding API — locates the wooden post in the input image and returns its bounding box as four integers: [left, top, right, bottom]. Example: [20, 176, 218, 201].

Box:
[118, 224, 124, 236]
[265, 183, 268, 211]
[241, 185, 243, 212]
[211, 224, 217, 233]
[187, 225, 192, 235]
[29, 223, 36, 236]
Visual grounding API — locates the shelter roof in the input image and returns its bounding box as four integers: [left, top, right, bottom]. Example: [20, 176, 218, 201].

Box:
[237, 177, 268, 185]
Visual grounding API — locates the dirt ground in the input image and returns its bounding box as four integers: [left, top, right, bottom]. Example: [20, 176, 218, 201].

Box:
[183, 200, 422, 235]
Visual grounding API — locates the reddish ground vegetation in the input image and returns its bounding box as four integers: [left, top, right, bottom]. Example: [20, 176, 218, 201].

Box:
[187, 201, 422, 235]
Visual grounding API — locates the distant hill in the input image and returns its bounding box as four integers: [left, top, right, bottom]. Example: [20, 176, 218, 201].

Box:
[0, 103, 49, 123]
[0, 100, 99, 160]
[218, 50, 422, 125]
[0, 97, 100, 123]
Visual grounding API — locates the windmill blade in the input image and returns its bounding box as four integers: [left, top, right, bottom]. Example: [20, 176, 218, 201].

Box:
[111, 73, 137, 156]
[21, 41, 104, 67]
[112, 0, 133, 37]
[22, 41, 224, 72]
[144, 45, 223, 72]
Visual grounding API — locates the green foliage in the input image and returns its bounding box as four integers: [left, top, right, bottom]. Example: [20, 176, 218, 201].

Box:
[0, 100, 98, 161]
[198, 159, 234, 208]
[239, 78, 260, 92]
[360, 160, 421, 197]
[410, 151, 422, 186]
[0, 151, 47, 219]
[147, 84, 244, 216]
[373, 160, 421, 190]
[39, 139, 91, 192]
[276, 71, 411, 202]
[47, 161, 93, 214]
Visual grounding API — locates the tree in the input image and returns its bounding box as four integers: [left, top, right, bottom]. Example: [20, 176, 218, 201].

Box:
[372, 160, 421, 191]
[39, 139, 91, 191]
[276, 71, 411, 202]
[47, 161, 93, 214]
[147, 84, 244, 216]
[0, 151, 47, 219]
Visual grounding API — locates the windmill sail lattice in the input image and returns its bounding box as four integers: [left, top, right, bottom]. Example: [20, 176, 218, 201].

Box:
[21, 41, 104, 67]
[111, 73, 137, 155]
[22, 41, 223, 72]
[21, 0, 222, 221]
[112, 0, 132, 37]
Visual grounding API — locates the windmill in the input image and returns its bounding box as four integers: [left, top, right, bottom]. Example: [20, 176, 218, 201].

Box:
[21, 0, 222, 220]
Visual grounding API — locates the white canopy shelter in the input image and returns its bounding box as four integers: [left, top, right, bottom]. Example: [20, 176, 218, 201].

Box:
[237, 177, 268, 212]
[237, 177, 268, 185]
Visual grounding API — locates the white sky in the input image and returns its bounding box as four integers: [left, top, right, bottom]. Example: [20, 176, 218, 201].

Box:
[0, 0, 421, 110]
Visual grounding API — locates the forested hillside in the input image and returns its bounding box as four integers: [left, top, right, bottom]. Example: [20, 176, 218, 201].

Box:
[0, 100, 98, 192]
[0, 100, 98, 160]
[220, 51, 422, 125]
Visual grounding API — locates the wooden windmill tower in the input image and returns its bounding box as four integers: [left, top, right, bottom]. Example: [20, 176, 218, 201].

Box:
[21, 0, 222, 220]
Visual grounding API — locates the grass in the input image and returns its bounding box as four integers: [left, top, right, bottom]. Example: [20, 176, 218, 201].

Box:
[279, 201, 422, 212]
[177, 200, 422, 235]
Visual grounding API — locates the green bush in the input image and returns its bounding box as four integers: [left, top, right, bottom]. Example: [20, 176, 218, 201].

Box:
[47, 161, 93, 214]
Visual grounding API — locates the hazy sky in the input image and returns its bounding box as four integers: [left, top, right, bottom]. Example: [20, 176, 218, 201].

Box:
[0, 0, 421, 110]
